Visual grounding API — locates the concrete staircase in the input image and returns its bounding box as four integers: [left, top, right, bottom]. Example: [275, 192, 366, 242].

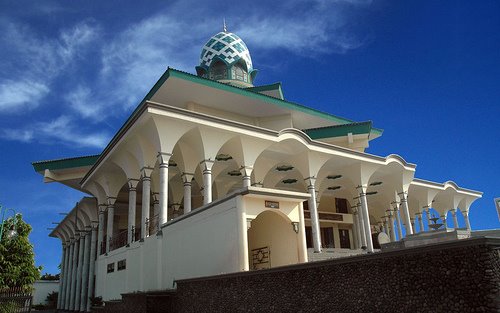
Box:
[92, 290, 177, 313]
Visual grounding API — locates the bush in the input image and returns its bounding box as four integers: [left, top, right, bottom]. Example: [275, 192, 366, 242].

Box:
[89, 296, 103, 307]
[46, 291, 58, 308]
[0, 301, 19, 313]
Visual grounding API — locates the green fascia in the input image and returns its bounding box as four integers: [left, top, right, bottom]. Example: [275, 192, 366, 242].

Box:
[303, 122, 373, 140]
[246, 82, 284, 99]
[161, 68, 356, 125]
[32, 155, 100, 172]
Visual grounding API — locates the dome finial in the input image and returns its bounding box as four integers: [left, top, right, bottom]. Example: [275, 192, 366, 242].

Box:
[223, 18, 227, 33]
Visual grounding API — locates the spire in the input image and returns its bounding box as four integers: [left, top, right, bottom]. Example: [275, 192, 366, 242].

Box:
[223, 18, 227, 33]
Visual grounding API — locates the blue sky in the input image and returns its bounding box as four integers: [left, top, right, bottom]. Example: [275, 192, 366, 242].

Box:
[0, 0, 498, 274]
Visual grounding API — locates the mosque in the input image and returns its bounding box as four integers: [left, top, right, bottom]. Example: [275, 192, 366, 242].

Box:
[32, 26, 482, 312]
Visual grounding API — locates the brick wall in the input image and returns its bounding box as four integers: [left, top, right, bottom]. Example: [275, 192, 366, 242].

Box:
[94, 237, 500, 313]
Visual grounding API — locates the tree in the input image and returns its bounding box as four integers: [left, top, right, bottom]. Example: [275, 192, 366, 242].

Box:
[0, 214, 41, 290]
[40, 273, 59, 281]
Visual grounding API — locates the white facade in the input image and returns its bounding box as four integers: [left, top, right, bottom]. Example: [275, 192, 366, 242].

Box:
[33, 30, 483, 310]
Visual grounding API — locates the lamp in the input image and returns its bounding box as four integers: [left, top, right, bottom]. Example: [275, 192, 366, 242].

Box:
[0, 205, 18, 241]
[291, 222, 299, 234]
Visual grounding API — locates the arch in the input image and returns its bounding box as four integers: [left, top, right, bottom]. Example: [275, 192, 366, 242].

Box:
[247, 210, 299, 269]
[209, 58, 228, 80]
[230, 60, 249, 82]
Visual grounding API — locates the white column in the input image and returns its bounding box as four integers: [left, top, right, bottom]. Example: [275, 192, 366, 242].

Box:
[452, 210, 459, 229]
[75, 234, 84, 310]
[357, 203, 367, 248]
[241, 166, 253, 188]
[127, 179, 139, 244]
[398, 191, 413, 235]
[298, 202, 308, 262]
[425, 206, 432, 228]
[69, 237, 79, 310]
[305, 177, 321, 253]
[80, 231, 91, 312]
[383, 218, 389, 235]
[410, 218, 415, 234]
[57, 244, 66, 310]
[417, 212, 425, 233]
[358, 186, 374, 252]
[65, 241, 74, 310]
[388, 209, 396, 242]
[141, 167, 153, 239]
[236, 195, 249, 271]
[182, 173, 194, 214]
[158, 153, 172, 226]
[201, 160, 215, 205]
[394, 204, 403, 240]
[97, 205, 106, 256]
[464, 211, 471, 231]
[352, 208, 360, 249]
[106, 197, 116, 253]
[441, 214, 448, 230]
[87, 225, 98, 312]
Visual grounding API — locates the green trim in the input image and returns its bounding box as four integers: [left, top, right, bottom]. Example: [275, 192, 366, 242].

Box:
[303, 122, 373, 140]
[246, 82, 284, 99]
[162, 69, 355, 125]
[32, 155, 99, 172]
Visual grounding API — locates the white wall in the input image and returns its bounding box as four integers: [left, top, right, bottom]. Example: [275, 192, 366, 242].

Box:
[162, 196, 240, 288]
[94, 188, 309, 300]
[32, 280, 59, 305]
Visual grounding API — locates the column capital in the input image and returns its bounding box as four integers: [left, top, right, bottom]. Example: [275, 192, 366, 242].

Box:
[391, 201, 400, 210]
[107, 197, 117, 206]
[128, 178, 140, 190]
[152, 192, 159, 204]
[356, 185, 368, 194]
[240, 166, 253, 177]
[141, 166, 154, 178]
[304, 176, 316, 188]
[200, 159, 215, 172]
[397, 191, 408, 200]
[157, 152, 173, 166]
[171, 203, 181, 211]
[182, 172, 195, 184]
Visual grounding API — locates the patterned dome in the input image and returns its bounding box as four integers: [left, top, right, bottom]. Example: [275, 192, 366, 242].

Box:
[199, 31, 253, 71]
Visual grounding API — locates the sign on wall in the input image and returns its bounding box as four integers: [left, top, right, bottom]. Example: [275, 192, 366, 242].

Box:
[265, 200, 279, 209]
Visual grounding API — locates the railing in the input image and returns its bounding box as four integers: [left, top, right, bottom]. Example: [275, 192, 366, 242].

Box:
[145, 214, 159, 236]
[109, 229, 128, 251]
[100, 236, 107, 255]
[131, 226, 141, 242]
[0, 287, 33, 312]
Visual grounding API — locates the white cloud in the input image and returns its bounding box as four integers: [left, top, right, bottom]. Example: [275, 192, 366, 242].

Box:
[0, 20, 99, 113]
[1, 115, 109, 149]
[0, 128, 34, 142]
[0, 80, 49, 112]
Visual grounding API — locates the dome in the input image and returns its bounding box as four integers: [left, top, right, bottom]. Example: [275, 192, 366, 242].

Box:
[196, 29, 257, 87]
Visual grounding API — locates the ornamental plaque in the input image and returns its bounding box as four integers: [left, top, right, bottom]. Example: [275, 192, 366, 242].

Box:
[265, 200, 279, 209]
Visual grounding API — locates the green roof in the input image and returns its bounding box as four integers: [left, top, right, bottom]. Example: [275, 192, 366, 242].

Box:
[245, 82, 284, 100]
[303, 121, 374, 140]
[147, 68, 360, 126]
[32, 155, 99, 172]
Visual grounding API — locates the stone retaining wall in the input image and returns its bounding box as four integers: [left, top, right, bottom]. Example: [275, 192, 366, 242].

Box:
[94, 237, 500, 313]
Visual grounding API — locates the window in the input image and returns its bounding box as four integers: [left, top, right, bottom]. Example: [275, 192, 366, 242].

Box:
[117, 259, 126, 271]
[210, 61, 227, 80]
[107, 263, 114, 273]
[339, 229, 351, 249]
[321, 227, 335, 248]
[305, 226, 312, 248]
[335, 198, 349, 214]
[232, 63, 247, 82]
[306, 226, 335, 248]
